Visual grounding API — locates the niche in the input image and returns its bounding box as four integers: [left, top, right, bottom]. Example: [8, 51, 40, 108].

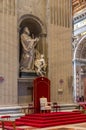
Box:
[19, 15, 47, 77]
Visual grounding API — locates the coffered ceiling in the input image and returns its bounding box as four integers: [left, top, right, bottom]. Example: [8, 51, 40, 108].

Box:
[72, 0, 86, 15]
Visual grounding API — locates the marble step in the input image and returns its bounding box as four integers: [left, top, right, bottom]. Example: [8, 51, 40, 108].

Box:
[59, 104, 78, 111]
[0, 105, 25, 120]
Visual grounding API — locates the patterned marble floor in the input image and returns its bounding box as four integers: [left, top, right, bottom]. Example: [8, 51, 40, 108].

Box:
[16, 122, 86, 130]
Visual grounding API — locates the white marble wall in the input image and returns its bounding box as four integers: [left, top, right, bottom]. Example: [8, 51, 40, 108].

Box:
[17, 0, 46, 22]
[0, 0, 18, 105]
[0, 0, 73, 105]
[47, 0, 73, 103]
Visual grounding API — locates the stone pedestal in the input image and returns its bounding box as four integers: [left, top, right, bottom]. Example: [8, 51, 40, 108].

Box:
[19, 71, 38, 78]
[18, 77, 37, 105]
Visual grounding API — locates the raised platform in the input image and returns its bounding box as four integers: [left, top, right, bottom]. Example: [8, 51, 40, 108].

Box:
[16, 111, 86, 128]
[0, 104, 78, 120]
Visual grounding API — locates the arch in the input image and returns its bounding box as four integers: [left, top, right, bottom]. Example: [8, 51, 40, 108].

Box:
[18, 14, 47, 36]
[73, 34, 86, 102]
[74, 35, 86, 60]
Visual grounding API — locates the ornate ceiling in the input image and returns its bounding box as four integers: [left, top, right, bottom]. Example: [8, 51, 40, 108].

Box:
[75, 36, 86, 59]
[72, 0, 86, 15]
[72, 0, 86, 60]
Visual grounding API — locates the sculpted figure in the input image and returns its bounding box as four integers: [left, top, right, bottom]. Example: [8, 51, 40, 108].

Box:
[20, 27, 39, 71]
[34, 54, 47, 76]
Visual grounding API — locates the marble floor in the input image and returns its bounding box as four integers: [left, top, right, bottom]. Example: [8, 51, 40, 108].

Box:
[16, 122, 86, 130]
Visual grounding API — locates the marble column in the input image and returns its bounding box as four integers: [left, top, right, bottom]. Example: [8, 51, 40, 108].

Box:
[0, 0, 18, 105]
[47, 0, 73, 103]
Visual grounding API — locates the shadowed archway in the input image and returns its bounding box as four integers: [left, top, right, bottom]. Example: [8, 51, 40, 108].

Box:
[73, 35, 86, 102]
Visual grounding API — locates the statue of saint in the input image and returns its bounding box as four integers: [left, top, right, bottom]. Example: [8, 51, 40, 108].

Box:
[34, 54, 47, 76]
[20, 27, 39, 72]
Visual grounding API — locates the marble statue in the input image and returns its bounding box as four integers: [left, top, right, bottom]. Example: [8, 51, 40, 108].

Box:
[34, 54, 47, 76]
[20, 27, 39, 72]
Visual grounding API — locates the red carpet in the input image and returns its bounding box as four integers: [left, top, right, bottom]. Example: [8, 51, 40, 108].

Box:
[15, 111, 86, 128]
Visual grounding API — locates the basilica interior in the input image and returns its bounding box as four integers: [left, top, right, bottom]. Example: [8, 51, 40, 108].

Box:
[0, 0, 86, 130]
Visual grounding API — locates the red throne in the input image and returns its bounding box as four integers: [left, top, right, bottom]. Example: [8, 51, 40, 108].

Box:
[33, 77, 50, 113]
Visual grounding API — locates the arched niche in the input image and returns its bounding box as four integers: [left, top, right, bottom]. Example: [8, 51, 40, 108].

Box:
[19, 14, 46, 35]
[74, 35, 86, 59]
[73, 35, 86, 102]
[18, 14, 47, 77]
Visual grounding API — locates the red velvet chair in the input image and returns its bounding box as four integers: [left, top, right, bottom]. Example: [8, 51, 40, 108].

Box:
[28, 102, 35, 114]
[1, 120, 16, 130]
[1, 116, 11, 120]
[79, 104, 86, 112]
[52, 102, 60, 112]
